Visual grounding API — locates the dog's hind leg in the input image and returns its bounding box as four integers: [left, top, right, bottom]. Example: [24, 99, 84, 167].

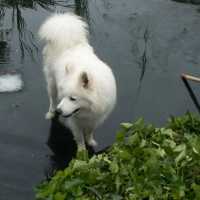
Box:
[45, 78, 58, 119]
[84, 128, 97, 147]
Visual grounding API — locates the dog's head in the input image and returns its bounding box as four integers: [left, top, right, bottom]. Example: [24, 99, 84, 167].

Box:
[56, 64, 92, 118]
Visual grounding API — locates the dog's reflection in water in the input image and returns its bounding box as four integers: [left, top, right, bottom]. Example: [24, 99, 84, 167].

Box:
[45, 114, 95, 178]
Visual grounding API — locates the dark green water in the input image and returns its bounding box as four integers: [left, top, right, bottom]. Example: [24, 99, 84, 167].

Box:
[0, 0, 200, 199]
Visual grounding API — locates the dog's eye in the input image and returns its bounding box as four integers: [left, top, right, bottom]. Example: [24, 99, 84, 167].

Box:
[70, 97, 76, 101]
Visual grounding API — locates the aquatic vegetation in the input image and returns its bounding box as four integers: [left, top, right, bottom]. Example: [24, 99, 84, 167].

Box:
[10, 104, 19, 115]
[34, 110, 200, 199]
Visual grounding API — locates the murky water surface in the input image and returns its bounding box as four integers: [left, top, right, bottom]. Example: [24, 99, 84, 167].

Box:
[0, 0, 200, 199]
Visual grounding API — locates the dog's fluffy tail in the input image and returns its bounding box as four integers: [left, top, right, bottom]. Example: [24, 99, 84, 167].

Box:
[38, 13, 88, 53]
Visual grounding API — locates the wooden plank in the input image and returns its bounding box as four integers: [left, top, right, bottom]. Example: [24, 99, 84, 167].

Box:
[180, 74, 200, 83]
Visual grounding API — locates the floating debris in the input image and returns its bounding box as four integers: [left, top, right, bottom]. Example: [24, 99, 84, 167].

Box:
[0, 71, 23, 92]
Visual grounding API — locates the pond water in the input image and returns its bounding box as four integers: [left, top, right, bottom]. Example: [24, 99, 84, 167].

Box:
[0, 0, 200, 199]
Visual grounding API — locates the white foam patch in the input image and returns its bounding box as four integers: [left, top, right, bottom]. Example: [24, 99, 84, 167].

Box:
[0, 74, 23, 92]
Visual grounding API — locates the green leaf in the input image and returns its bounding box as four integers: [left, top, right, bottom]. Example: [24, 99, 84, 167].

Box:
[117, 150, 132, 160]
[175, 150, 186, 164]
[10, 104, 19, 107]
[149, 195, 155, 200]
[76, 150, 89, 163]
[186, 109, 192, 122]
[147, 164, 164, 183]
[156, 147, 165, 157]
[162, 164, 176, 175]
[193, 145, 200, 155]
[129, 194, 137, 200]
[36, 179, 59, 197]
[121, 123, 133, 129]
[60, 168, 75, 179]
[78, 171, 90, 181]
[88, 170, 100, 182]
[110, 157, 118, 173]
[160, 193, 169, 200]
[86, 186, 102, 198]
[46, 194, 54, 200]
[115, 173, 120, 191]
[133, 118, 144, 131]
[170, 180, 186, 191]
[161, 129, 180, 140]
[134, 159, 144, 171]
[133, 147, 143, 157]
[165, 139, 176, 149]
[69, 186, 83, 197]
[73, 160, 88, 170]
[92, 161, 100, 169]
[155, 186, 163, 196]
[143, 124, 154, 135]
[63, 179, 84, 190]
[89, 155, 97, 163]
[164, 146, 176, 156]
[115, 130, 127, 141]
[139, 139, 147, 147]
[111, 194, 123, 200]
[173, 144, 186, 152]
[54, 193, 67, 200]
[144, 149, 158, 168]
[132, 171, 145, 191]
[34, 181, 49, 193]
[128, 133, 140, 146]
[185, 191, 196, 200]
[171, 190, 185, 199]
[194, 185, 200, 199]
[175, 115, 189, 125]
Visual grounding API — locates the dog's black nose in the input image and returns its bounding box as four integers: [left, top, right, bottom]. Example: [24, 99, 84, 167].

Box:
[56, 109, 62, 115]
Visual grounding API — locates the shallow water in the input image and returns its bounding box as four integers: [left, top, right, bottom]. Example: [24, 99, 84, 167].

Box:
[0, 0, 200, 199]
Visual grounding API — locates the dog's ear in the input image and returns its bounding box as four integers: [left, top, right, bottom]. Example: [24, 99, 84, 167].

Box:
[80, 71, 90, 89]
[66, 63, 74, 74]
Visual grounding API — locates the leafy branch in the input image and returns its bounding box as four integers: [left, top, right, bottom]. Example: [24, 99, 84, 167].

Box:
[34, 110, 200, 200]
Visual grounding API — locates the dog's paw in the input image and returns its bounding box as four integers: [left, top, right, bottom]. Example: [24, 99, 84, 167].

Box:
[45, 111, 55, 119]
[87, 139, 97, 147]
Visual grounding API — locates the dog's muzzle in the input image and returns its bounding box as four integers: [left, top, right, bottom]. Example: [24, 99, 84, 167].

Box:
[56, 108, 62, 115]
[56, 108, 80, 118]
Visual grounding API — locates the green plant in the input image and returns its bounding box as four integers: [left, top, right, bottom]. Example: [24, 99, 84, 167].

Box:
[34, 110, 200, 199]
[10, 104, 19, 115]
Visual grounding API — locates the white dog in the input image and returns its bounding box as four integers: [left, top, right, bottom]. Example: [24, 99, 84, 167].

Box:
[38, 13, 116, 151]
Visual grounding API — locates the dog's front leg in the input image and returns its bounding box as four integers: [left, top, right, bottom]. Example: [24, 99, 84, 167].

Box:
[84, 128, 97, 147]
[45, 78, 58, 119]
[68, 118, 86, 151]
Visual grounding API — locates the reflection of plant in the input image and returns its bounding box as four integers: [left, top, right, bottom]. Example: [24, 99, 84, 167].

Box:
[0, 3, 6, 23]
[16, 6, 38, 62]
[34, 110, 200, 199]
[0, 41, 11, 64]
[0, 0, 93, 62]
[74, 0, 94, 34]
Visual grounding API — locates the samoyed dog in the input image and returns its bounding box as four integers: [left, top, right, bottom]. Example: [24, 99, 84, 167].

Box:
[38, 13, 116, 151]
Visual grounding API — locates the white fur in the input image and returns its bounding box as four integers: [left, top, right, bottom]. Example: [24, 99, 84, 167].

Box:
[39, 13, 116, 151]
